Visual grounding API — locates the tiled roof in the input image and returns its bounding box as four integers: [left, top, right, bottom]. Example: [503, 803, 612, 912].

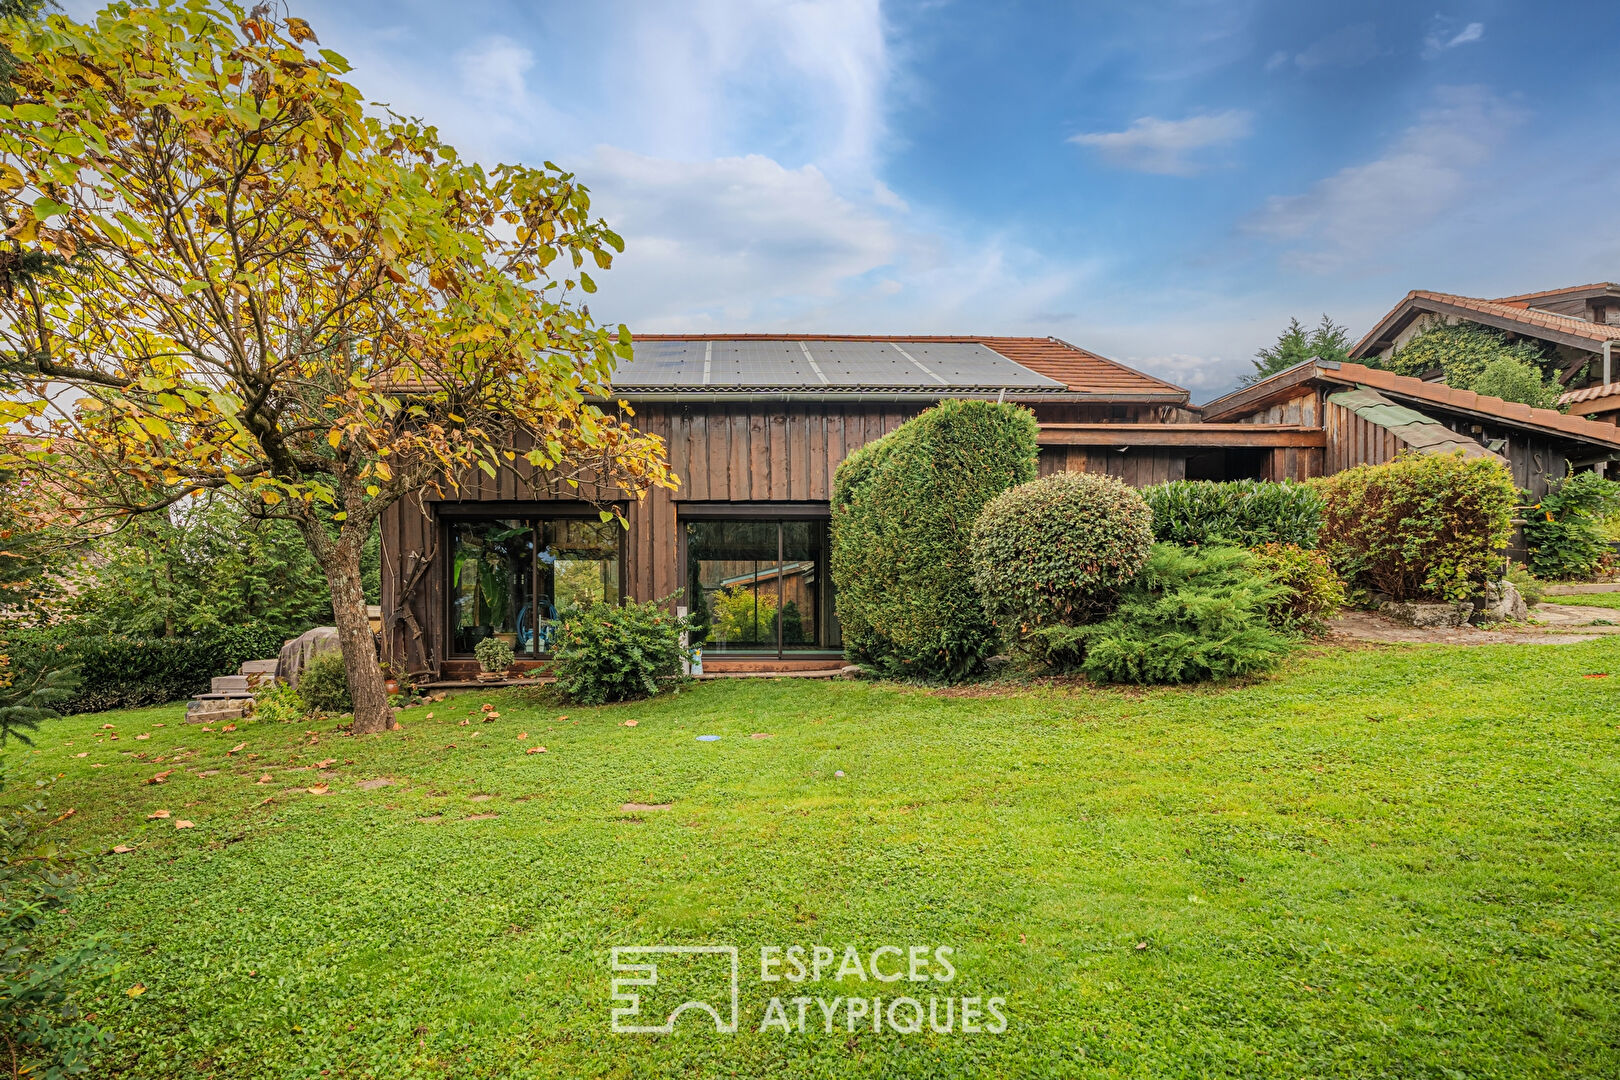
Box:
[1561, 382, 1620, 407]
[1325, 387, 1501, 461]
[1347, 286, 1620, 359]
[1492, 282, 1620, 305]
[625, 334, 1188, 399]
[1327, 362, 1620, 448]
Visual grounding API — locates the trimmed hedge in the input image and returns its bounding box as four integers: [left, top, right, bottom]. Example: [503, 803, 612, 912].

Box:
[0, 623, 286, 714]
[1141, 479, 1324, 549]
[970, 472, 1153, 656]
[1314, 452, 1517, 602]
[831, 400, 1039, 680]
[1078, 544, 1296, 684]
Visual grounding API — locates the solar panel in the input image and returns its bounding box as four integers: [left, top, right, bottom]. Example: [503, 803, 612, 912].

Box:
[612, 340, 1067, 392]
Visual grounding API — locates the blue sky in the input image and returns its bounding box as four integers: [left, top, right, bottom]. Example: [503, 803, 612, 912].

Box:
[76, 1, 1620, 398]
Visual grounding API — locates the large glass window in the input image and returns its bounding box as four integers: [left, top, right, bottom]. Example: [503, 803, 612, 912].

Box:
[449, 515, 620, 656]
[685, 517, 834, 654]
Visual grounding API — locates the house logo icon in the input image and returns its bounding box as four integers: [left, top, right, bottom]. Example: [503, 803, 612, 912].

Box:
[610, 946, 740, 1034]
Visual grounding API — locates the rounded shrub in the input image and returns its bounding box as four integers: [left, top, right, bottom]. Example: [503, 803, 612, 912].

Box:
[1315, 451, 1517, 602]
[473, 635, 515, 674]
[1078, 544, 1296, 685]
[970, 471, 1154, 640]
[830, 399, 1040, 681]
[553, 597, 686, 705]
[1246, 542, 1345, 634]
[297, 652, 353, 714]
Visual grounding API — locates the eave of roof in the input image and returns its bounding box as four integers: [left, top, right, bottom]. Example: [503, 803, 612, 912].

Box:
[1202, 359, 1620, 450]
[1350, 289, 1620, 358]
[1492, 282, 1620, 305]
[1561, 381, 1620, 413]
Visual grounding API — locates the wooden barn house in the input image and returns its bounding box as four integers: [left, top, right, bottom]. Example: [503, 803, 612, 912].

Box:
[380, 332, 1620, 680]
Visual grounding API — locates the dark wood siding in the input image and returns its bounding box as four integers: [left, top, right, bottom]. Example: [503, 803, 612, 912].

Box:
[1036, 446, 1188, 485]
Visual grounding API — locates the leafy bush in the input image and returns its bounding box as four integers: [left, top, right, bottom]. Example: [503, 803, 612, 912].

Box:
[970, 472, 1153, 658]
[1141, 479, 1323, 549]
[1077, 545, 1297, 684]
[297, 652, 353, 714]
[473, 635, 515, 674]
[831, 399, 1039, 680]
[1505, 563, 1546, 607]
[1315, 452, 1517, 602]
[1471, 356, 1563, 410]
[0, 769, 111, 1077]
[252, 683, 307, 724]
[1246, 542, 1345, 634]
[1, 623, 287, 714]
[553, 597, 688, 705]
[1376, 320, 1561, 393]
[1523, 471, 1620, 581]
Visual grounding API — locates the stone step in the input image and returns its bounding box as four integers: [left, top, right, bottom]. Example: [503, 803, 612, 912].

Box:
[192, 691, 254, 702]
[240, 658, 279, 675]
[212, 674, 250, 695]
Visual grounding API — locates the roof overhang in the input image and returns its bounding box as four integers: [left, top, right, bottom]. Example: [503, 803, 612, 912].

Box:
[1204, 359, 1620, 452]
[1037, 423, 1324, 448]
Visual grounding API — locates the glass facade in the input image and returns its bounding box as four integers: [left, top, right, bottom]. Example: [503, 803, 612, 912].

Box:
[449, 516, 620, 656]
[685, 517, 834, 654]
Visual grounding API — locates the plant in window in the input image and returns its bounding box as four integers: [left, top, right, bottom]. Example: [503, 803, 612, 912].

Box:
[474, 635, 516, 675]
[711, 587, 777, 645]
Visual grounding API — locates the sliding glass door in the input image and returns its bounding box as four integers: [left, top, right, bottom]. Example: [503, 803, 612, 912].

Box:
[449, 515, 620, 656]
[684, 516, 836, 654]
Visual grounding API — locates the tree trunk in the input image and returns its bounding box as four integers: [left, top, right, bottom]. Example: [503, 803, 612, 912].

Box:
[317, 530, 392, 734]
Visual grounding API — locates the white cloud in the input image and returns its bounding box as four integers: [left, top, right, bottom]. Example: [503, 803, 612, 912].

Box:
[1291, 23, 1380, 70]
[1244, 86, 1524, 272]
[455, 37, 534, 106]
[1423, 19, 1485, 58]
[1067, 110, 1253, 176]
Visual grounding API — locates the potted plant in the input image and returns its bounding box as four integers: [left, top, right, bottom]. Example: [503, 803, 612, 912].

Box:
[474, 636, 515, 681]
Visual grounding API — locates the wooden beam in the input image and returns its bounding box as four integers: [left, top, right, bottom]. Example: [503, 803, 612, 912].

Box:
[1037, 423, 1326, 448]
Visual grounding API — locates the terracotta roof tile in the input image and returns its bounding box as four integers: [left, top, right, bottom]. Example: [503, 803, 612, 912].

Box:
[1492, 282, 1619, 304]
[627, 334, 1187, 398]
[1561, 382, 1620, 406]
[1406, 291, 1620, 344]
[1325, 362, 1620, 448]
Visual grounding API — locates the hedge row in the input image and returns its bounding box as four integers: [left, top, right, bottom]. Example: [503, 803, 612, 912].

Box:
[1, 624, 287, 714]
[1141, 479, 1323, 548]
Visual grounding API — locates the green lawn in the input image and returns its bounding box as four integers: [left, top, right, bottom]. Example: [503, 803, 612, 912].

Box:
[11, 641, 1620, 1079]
[1542, 590, 1620, 610]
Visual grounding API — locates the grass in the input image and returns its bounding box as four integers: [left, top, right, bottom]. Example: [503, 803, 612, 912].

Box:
[9, 640, 1620, 1079]
[1542, 590, 1620, 610]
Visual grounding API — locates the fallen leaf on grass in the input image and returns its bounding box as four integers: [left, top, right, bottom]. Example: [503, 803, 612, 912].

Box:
[74, 752, 87, 758]
[315, 758, 336, 768]
[91, 764, 105, 768]
[101, 724, 115, 730]
[1583, 672, 1609, 678]
[516, 732, 527, 742]
[227, 742, 247, 755]
[425, 712, 434, 720]
[153, 723, 164, 728]
[127, 984, 145, 997]
[307, 785, 329, 796]
[622, 720, 637, 728]
[174, 820, 195, 829]
[459, 719, 469, 727]
[111, 845, 135, 854]
[556, 715, 568, 722]
[526, 746, 546, 755]
[147, 810, 170, 820]
[201, 727, 213, 732]
[147, 770, 173, 785]
[136, 734, 150, 740]
[222, 723, 236, 732]
[1135, 942, 1148, 951]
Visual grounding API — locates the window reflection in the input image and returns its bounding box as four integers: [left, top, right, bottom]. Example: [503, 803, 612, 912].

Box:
[685, 518, 830, 653]
[449, 516, 620, 656]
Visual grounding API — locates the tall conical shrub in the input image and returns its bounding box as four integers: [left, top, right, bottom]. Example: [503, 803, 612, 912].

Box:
[830, 400, 1039, 680]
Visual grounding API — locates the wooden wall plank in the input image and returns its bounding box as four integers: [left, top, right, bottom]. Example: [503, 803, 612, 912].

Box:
[769, 410, 790, 499]
[789, 408, 810, 500]
[808, 406, 828, 501]
[749, 412, 769, 499]
[729, 410, 749, 502]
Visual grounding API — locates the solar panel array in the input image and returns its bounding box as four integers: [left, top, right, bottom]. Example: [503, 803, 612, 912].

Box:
[612, 340, 1069, 393]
